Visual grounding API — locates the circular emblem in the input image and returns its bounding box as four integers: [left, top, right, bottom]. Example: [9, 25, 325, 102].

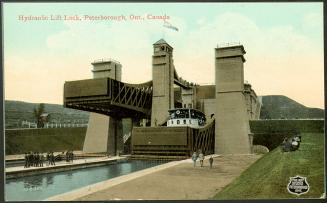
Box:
[176, 110, 180, 114]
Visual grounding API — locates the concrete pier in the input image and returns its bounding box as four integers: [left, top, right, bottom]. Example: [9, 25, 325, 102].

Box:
[83, 59, 123, 155]
[6, 155, 127, 179]
[215, 45, 253, 154]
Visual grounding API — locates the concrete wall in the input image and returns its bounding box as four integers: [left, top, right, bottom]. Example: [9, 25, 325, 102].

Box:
[200, 99, 216, 120]
[83, 114, 110, 153]
[250, 119, 325, 133]
[244, 83, 261, 120]
[181, 87, 196, 108]
[151, 40, 175, 126]
[250, 119, 324, 150]
[215, 92, 251, 154]
[91, 60, 122, 80]
[132, 127, 188, 146]
[215, 45, 252, 154]
[132, 126, 191, 157]
[83, 59, 123, 155]
[5, 127, 86, 155]
[64, 78, 109, 98]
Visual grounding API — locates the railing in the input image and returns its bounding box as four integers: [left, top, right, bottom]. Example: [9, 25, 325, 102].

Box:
[217, 42, 241, 48]
[191, 119, 215, 155]
[123, 132, 131, 143]
[92, 58, 121, 64]
[20, 120, 88, 129]
[21, 121, 37, 128]
[45, 123, 88, 128]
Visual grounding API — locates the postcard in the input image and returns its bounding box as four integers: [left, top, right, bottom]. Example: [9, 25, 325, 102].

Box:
[2, 1, 325, 201]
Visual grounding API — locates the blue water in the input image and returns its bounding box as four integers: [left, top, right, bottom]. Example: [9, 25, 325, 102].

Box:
[6, 159, 168, 201]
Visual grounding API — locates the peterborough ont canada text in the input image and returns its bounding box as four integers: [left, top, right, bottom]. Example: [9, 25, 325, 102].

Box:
[18, 14, 171, 22]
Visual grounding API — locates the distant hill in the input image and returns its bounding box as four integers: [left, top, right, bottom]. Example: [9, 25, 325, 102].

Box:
[5, 100, 89, 129]
[4, 95, 324, 128]
[259, 95, 324, 119]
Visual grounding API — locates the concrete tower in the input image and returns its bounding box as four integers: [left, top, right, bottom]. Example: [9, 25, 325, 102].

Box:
[83, 59, 123, 155]
[215, 45, 252, 154]
[151, 39, 175, 126]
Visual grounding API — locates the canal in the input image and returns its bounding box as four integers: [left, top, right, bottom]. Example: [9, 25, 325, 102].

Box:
[6, 159, 168, 201]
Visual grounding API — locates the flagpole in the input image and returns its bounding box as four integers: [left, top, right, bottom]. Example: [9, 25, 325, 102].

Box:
[162, 20, 166, 39]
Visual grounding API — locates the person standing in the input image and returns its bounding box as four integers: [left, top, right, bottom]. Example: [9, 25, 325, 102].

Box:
[46, 152, 50, 166]
[191, 151, 197, 167]
[40, 153, 44, 167]
[70, 151, 74, 163]
[52, 152, 56, 166]
[24, 152, 28, 168]
[209, 156, 214, 168]
[32, 152, 36, 167]
[199, 151, 204, 167]
[28, 152, 33, 167]
[50, 152, 55, 166]
[36, 152, 40, 167]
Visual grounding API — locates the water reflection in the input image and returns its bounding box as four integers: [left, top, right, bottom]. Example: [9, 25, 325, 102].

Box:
[65, 171, 73, 180]
[45, 174, 54, 186]
[23, 175, 42, 188]
[6, 160, 168, 201]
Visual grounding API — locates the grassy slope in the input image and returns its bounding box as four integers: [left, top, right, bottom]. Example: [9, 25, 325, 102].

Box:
[213, 133, 324, 199]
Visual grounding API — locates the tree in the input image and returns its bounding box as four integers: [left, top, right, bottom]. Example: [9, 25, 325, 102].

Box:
[33, 103, 45, 128]
[259, 105, 271, 119]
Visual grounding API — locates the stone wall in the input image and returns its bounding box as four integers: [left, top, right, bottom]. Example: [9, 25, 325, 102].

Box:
[250, 119, 324, 150]
[250, 119, 324, 133]
[5, 127, 86, 155]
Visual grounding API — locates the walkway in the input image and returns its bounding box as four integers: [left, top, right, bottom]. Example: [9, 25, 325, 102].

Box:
[6, 156, 125, 173]
[5, 151, 92, 161]
[48, 154, 261, 200]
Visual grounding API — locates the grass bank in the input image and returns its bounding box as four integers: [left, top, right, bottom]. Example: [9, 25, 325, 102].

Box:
[213, 133, 324, 199]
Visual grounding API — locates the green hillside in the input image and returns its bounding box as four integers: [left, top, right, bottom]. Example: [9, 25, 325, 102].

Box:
[260, 95, 324, 119]
[213, 132, 324, 199]
[5, 95, 324, 129]
[5, 100, 89, 129]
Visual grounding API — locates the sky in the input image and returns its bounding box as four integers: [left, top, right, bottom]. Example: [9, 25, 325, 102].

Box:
[3, 2, 324, 108]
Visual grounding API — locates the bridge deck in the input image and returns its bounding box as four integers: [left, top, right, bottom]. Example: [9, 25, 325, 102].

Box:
[64, 78, 152, 118]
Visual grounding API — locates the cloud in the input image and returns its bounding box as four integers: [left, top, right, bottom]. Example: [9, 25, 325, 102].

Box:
[172, 12, 323, 108]
[5, 11, 324, 108]
[302, 12, 323, 32]
[46, 19, 167, 83]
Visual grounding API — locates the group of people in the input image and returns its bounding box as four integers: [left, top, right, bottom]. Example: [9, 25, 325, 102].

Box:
[65, 150, 74, 162]
[24, 151, 56, 168]
[281, 134, 302, 152]
[191, 150, 214, 168]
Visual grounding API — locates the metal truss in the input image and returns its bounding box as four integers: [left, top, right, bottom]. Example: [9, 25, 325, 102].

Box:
[192, 119, 215, 155]
[110, 79, 153, 115]
[64, 78, 153, 118]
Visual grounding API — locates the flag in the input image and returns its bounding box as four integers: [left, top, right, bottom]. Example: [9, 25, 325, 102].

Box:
[163, 21, 179, 31]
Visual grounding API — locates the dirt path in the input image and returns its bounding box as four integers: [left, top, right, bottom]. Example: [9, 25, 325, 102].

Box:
[76, 154, 261, 200]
